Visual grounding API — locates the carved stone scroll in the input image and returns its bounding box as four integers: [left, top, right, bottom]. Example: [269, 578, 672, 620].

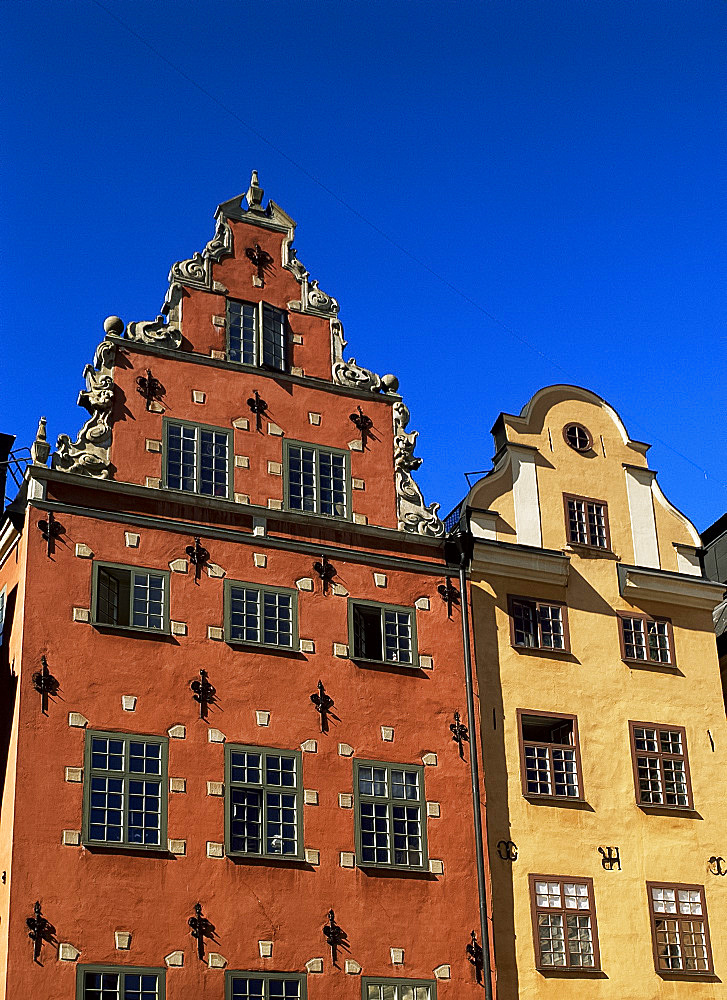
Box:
[168, 218, 233, 292]
[393, 401, 444, 537]
[54, 327, 118, 479]
[125, 315, 183, 350]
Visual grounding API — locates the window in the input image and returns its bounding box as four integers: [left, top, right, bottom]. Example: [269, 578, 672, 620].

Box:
[226, 971, 306, 999]
[228, 299, 287, 372]
[564, 494, 610, 549]
[509, 597, 569, 651]
[629, 722, 693, 809]
[647, 883, 713, 975]
[349, 601, 417, 666]
[92, 562, 169, 633]
[529, 876, 600, 971]
[362, 979, 435, 1000]
[224, 580, 297, 649]
[518, 711, 582, 800]
[225, 745, 302, 860]
[164, 420, 231, 498]
[83, 731, 167, 849]
[284, 440, 349, 518]
[354, 759, 426, 870]
[618, 614, 673, 664]
[77, 965, 165, 999]
[563, 423, 592, 452]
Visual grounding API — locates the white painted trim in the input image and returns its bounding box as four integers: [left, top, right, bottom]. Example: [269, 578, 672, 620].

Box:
[472, 539, 569, 587]
[624, 466, 659, 568]
[651, 479, 701, 546]
[470, 511, 497, 540]
[619, 565, 723, 611]
[674, 543, 702, 577]
[510, 447, 542, 547]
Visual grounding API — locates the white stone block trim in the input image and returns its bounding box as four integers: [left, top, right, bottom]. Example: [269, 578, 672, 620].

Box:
[304, 789, 319, 805]
[114, 932, 132, 950]
[624, 465, 660, 568]
[207, 842, 224, 858]
[339, 793, 353, 808]
[165, 951, 184, 967]
[511, 446, 542, 547]
[256, 711, 270, 727]
[168, 725, 186, 739]
[59, 943, 80, 962]
[258, 941, 273, 958]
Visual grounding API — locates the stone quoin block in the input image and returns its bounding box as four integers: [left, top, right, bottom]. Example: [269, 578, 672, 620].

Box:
[427, 801, 441, 817]
[415, 597, 430, 611]
[255, 711, 270, 727]
[258, 941, 273, 958]
[192, 390, 206, 403]
[72, 608, 90, 623]
[207, 626, 224, 640]
[170, 621, 187, 636]
[208, 729, 225, 743]
[121, 695, 137, 712]
[345, 960, 361, 974]
[114, 932, 132, 950]
[169, 559, 188, 573]
[348, 439, 363, 452]
[58, 943, 80, 962]
[267, 461, 282, 475]
[65, 767, 83, 783]
[305, 958, 323, 974]
[340, 852, 355, 868]
[232, 417, 249, 430]
[206, 563, 225, 578]
[207, 842, 224, 858]
[339, 793, 353, 808]
[168, 840, 186, 856]
[253, 553, 267, 568]
[374, 573, 387, 587]
[207, 782, 224, 796]
[169, 777, 186, 793]
[422, 753, 438, 766]
[352, 478, 365, 490]
[124, 532, 140, 547]
[338, 743, 354, 757]
[267, 423, 284, 436]
[381, 727, 394, 742]
[390, 948, 404, 965]
[145, 477, 161, 489]
[68, 712, 88, 728]
[332, 584, 348, 597]
[267, 499, 283, 510]
[167, 725, 186, 739]
[290, 366, 304, 377]
[419, 655, 433, 670]
[333, 643, 349, 657]
[352, 513, 368, 525]
[296, 577, 314, 591]
[434, 964, 451, 980]
[301, 740, 318, 753]
[145, 439, 162, 453]
[234, 493, 250, 504]
[62, 830, 81, 846]
[308, 412, 321, 424]
[299, 639, 315, 653]
[304, 849, 320, 865]
[304, 789, 319, 805]
[165, 952, 184, 967]
[74, 543, 93, 558]
[208, 953, 227, 969]
[235, 454, 250, 468]
[429, 859, 444, 875]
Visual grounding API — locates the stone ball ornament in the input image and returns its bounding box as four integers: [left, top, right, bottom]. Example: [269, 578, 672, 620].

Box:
[381, 374, 400, 393]
[103, 315, 124, 336]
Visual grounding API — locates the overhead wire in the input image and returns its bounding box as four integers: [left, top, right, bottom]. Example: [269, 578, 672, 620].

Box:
[90, 0, 727, 497]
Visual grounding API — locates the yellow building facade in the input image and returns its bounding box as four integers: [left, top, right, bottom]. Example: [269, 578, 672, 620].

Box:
[454, 386, 726, 999]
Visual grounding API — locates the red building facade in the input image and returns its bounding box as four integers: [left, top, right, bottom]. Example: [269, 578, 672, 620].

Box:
[0, 174, 491, 999]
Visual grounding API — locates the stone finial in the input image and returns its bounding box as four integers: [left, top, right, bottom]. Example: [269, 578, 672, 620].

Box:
[103, 316, 124, 336]
[31, 417, 51, 466]
[246, 170, 264, 211]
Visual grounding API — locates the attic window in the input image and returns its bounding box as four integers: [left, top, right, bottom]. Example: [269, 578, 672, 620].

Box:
[563, 423, 592, 452]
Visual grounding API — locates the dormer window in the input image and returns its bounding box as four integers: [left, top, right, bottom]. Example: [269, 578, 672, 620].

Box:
[228, 299, 287, 372]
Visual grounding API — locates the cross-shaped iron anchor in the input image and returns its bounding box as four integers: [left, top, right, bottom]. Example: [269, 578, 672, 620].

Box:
[450, 711, 469, 759]
[191, 669, 216, 720]
[247, 390, 268, 432]
[135, 368, 164, 410]
[37, 511, 63, 556]
[185, 537, 210, 584]
[32, 656, 58, 715]
[26, 902, 49, 963]
[349, 406, 373, 448]
[323, 909, 345, 965]
[189, 903, 211, 960]
[311, 681, 335, 733]
[437, 578, 460, 618]
[466, 929, 484, 983]
[245, 243, 273, 283]
[313, 555, 337, 595]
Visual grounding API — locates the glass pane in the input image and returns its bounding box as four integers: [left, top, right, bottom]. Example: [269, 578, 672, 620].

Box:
[123, 972, 159, 1000]
[262, 591, 293, 647]
[524, 745, 552, 795]
[647, 620, 671, 662]
[261, 304, 287, 371]
[230, 751, 261, 785]
[551, 748, 579, 797]
[266, 791, 298, 854]
[567, 499, 588, 544]
[566, 914, 594, 966]
[166, 424, 197, 492]
[199, 430, 229, 497]
[127, 779, 161, 845]
[538, 912, 566, 966]
[83, 970, 120, 1000]
[287, 445, 316, 512]
[359, 801, 389, 863]
[228, 300, 257, 365]
[231, 978, 265, 999]
[586, 502, 607, 547]
[230, 788, 262, 853]
[89, 776, 124, 842]
[384, 610, 413, 663]
[229, 587, 260, 643]
[318, 450, 346, 517]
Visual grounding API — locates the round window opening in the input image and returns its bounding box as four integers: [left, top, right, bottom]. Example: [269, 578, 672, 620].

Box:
[563, 423, 592, 452]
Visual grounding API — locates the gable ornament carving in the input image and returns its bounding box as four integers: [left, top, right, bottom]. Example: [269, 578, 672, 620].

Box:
[167, 217, 234, 293]
[393, 401, 444, 537]
[53, 319, 120, 479]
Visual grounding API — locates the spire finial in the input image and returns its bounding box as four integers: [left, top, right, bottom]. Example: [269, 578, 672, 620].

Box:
[246, 170, 264, 211]
[31, 417, 51, 466]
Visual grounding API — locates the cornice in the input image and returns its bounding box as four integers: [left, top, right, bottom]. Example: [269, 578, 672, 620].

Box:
[471, 538, 570, 587]
[617, 563, 724, 611]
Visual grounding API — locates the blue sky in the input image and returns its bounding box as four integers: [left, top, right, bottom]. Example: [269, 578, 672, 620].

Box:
[1, 1, 724, 529]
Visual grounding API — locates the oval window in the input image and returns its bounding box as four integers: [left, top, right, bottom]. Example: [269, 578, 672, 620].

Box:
[563, 423, 592, 452]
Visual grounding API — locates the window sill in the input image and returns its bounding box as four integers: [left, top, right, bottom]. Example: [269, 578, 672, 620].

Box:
[637, 802, 697, 815]
[83, 840, 169, 855]
[655, 971, 718, 981]
[283, 506, 351, 524]
[226, 852, 306, 866]
[537, 967, 605, 977]
[351, 656, 420, 669]
[622, 656, 678, 670]
[564, 543, 617, 559]
[92, 622, 171, 638]
[226, 638, 299, 655]
[524, 794, 591, 810]
[356, 861, 431, 877]
[512, 645, 574, 659]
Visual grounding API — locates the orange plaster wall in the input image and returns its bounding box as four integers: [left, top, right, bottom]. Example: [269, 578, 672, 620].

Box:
[4, 508, 488, 998]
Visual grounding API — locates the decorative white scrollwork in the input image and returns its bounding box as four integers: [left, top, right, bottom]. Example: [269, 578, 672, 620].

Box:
[393, 401, 444, 537]
[168, 218, 233, 292]
[54, 334, 118, 479]
[125, 314, 183, 350]
[332, 358, 383, 392]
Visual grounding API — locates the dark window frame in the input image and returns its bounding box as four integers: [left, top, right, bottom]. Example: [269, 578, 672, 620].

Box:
[563, 493, 611, 550]
[348, 599, 419, 668]
[224, 743, 304, 861]
[82, 730, 169, 852]
[353, 757, 428, 872]
[628, 721, 694, 810]
[162, 418, 233, 500]
[646, 881, 714, 976]
[508, 595, 570, 653]
[226, 298, 288, 373]
[225, 970, 307, 999]
[528, 874, 601, 972]
[77, 964, 166, 1000]
[91, 561, 171, 635]
[517, 709, 585, 803]
[223, 579, 299, 650]
[283, 438, 351, 520]
[361, 978, 437, 999]
[617, 612, 675, 666]
[562, 423, 593, 452]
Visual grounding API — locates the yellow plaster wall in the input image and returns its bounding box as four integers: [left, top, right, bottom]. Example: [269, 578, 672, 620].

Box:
[468, 388, 727, 999]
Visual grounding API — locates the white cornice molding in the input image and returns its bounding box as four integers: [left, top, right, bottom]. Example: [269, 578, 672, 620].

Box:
[471, 539, 570, 587]
[0, 519, 21, 570]
[617, 564, 724, 611]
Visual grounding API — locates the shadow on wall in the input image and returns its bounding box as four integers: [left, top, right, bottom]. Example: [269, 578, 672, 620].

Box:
[470, 584, 519, 1000]
[0, 585, 18, 823]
